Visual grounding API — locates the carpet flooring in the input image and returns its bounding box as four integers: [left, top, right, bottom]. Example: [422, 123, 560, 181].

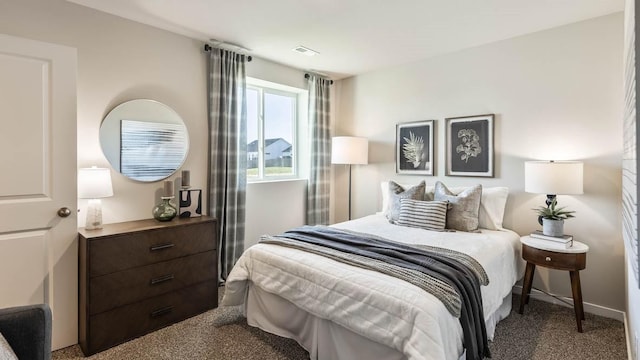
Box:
[53, 288, 627, 360]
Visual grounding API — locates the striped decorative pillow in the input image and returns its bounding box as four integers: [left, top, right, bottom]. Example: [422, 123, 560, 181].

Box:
[396, 199, 448, 231]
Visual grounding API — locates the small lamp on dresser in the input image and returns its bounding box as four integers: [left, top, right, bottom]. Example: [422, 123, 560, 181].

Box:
[78, 166, 113, 230]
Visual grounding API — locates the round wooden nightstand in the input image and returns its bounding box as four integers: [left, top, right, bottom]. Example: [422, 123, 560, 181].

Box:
[517, 236, 589, 332]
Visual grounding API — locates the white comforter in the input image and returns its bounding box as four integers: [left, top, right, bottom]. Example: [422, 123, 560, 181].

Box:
[222, 214, 524, 360]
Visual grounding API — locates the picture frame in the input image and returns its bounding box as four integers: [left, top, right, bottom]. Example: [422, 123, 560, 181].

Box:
[445, 114, 494, 177]
[396, 120, 435, 175]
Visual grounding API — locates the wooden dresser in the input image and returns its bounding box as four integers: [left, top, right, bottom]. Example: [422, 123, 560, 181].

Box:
[78, 216, 217, 355]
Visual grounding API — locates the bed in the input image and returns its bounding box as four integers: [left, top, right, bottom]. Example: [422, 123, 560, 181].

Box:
[222, 181, 525, 360]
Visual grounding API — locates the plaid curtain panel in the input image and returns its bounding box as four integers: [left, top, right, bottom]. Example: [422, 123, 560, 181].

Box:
[306, 75, 332, 225]
[207, 48, 248, 280]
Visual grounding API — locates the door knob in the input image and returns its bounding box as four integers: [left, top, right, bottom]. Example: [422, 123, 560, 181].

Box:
[57, 207, 71, 218]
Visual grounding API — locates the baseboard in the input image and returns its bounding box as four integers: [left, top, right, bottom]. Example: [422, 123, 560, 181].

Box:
[512, 285, 625, 322]
[625, 312, 634, 360]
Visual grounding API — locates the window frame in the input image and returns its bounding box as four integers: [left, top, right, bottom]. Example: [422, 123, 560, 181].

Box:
[246, 78, 306, 182]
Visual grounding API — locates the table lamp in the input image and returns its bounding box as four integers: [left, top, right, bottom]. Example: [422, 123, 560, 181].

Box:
[78, 166, 114, 230]
[525, 160, 583, 223]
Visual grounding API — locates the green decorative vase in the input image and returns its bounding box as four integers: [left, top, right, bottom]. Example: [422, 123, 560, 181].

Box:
[153, 197, 177, 221]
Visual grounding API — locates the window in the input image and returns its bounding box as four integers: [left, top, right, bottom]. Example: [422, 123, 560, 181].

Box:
[246, 78, 307, 181]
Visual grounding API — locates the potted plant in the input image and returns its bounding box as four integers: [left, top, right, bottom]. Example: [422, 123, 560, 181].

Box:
[534, 198, 575, 237]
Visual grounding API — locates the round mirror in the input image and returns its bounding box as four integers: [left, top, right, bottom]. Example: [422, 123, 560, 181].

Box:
[99, 99, 189, 182]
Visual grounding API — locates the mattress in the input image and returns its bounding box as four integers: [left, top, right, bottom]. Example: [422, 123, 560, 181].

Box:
[222, 214, 525, 360]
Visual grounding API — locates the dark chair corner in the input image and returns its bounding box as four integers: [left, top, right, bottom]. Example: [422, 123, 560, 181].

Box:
[0, 304, 52, 360]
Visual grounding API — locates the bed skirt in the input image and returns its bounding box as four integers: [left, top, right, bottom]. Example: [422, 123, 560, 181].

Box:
[244, 283, 513, 360]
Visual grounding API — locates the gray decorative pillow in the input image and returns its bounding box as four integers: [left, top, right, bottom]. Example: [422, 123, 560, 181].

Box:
[396, 199, 448, 231]
[0, 332, 18, 360]
[434, 181, 482, 232]
[384, 181, 426, 223]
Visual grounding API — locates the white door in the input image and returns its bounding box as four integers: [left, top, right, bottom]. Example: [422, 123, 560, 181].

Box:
[0, 34, 77, 350]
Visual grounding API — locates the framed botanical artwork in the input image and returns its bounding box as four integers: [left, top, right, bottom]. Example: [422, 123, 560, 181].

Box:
[445, 114, 494, 177]
[396, 120, 435, 175]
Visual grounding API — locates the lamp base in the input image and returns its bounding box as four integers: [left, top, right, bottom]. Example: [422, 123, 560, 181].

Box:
[85, 199, 103, 230]
[537, 194, 557, 225]
[545, 194, 557, 207]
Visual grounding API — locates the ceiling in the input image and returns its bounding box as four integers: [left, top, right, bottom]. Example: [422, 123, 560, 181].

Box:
[67, 0, 623, 79]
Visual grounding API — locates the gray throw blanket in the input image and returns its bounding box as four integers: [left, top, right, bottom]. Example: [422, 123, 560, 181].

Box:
[260, 225, 491, 360]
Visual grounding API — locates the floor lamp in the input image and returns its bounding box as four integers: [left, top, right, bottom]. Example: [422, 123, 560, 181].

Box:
[331, 136, 369, 220]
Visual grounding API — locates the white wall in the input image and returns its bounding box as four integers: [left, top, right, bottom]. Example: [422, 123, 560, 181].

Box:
[245, 180, 307, 249]
[336, 14, 625, 312]
[243, 63, 311, 249]
[0, 0, 309, 240]
[0, 0, 207, 222]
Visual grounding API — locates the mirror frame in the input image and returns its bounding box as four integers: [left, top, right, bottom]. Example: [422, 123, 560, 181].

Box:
[99, 99, 189, 182]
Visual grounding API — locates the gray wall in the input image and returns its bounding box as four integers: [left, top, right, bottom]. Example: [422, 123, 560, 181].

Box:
[335, 13, 625, 313]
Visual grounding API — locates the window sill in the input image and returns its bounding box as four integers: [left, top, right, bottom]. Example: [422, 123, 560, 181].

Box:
[247, 178, 307, 185]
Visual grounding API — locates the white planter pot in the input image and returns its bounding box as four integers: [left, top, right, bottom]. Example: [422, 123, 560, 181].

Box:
[542, 218, 564, 237]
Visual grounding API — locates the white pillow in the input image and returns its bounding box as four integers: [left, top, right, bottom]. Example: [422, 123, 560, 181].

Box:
[478, 187, 509, 230]
[380, 181, 508, 230]
[0, 332, 18, 360]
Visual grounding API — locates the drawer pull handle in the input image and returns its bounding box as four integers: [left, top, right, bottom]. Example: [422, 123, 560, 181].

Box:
[150, 243, 175, 251]
[150, 274, 175, 285]
[545, 256, 552, 262]
[150, 306, 174, 318]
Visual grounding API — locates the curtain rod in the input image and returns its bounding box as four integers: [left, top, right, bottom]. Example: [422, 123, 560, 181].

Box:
[204, 44, 252, 62]
[305, 73, 334, 85]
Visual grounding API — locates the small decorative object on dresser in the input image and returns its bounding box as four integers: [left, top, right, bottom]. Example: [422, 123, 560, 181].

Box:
[518, 235, 589, 332]
[78, 167, 114, 230]
[153, 197, 177, 221]
[181, 170, 191, 189]
[178, 170, 202, 218]
[78, 217, 218, 355]
[179, 189, 202, 218]
[153, 180, 177, 221]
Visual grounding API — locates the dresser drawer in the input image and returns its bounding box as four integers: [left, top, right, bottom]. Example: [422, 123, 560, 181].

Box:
[89, 222, 215, 276]
[522, 244, 586, 271]
[89, 250, 216, 314]
[87, 280, 217, 355]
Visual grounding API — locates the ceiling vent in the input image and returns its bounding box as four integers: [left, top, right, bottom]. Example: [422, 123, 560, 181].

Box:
[292, 45, 319, 57]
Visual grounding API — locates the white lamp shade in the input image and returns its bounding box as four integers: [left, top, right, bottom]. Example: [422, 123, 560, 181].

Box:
[78, 167, 114, 199]
[331, 136, 368, 165]
[525, 161, 583, 195]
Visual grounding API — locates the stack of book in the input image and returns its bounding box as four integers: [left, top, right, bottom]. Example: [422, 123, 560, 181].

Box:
[529, 230, 573, 249]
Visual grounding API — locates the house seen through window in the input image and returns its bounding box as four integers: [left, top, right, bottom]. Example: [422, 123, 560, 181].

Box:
[247, 78, 307, 181]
